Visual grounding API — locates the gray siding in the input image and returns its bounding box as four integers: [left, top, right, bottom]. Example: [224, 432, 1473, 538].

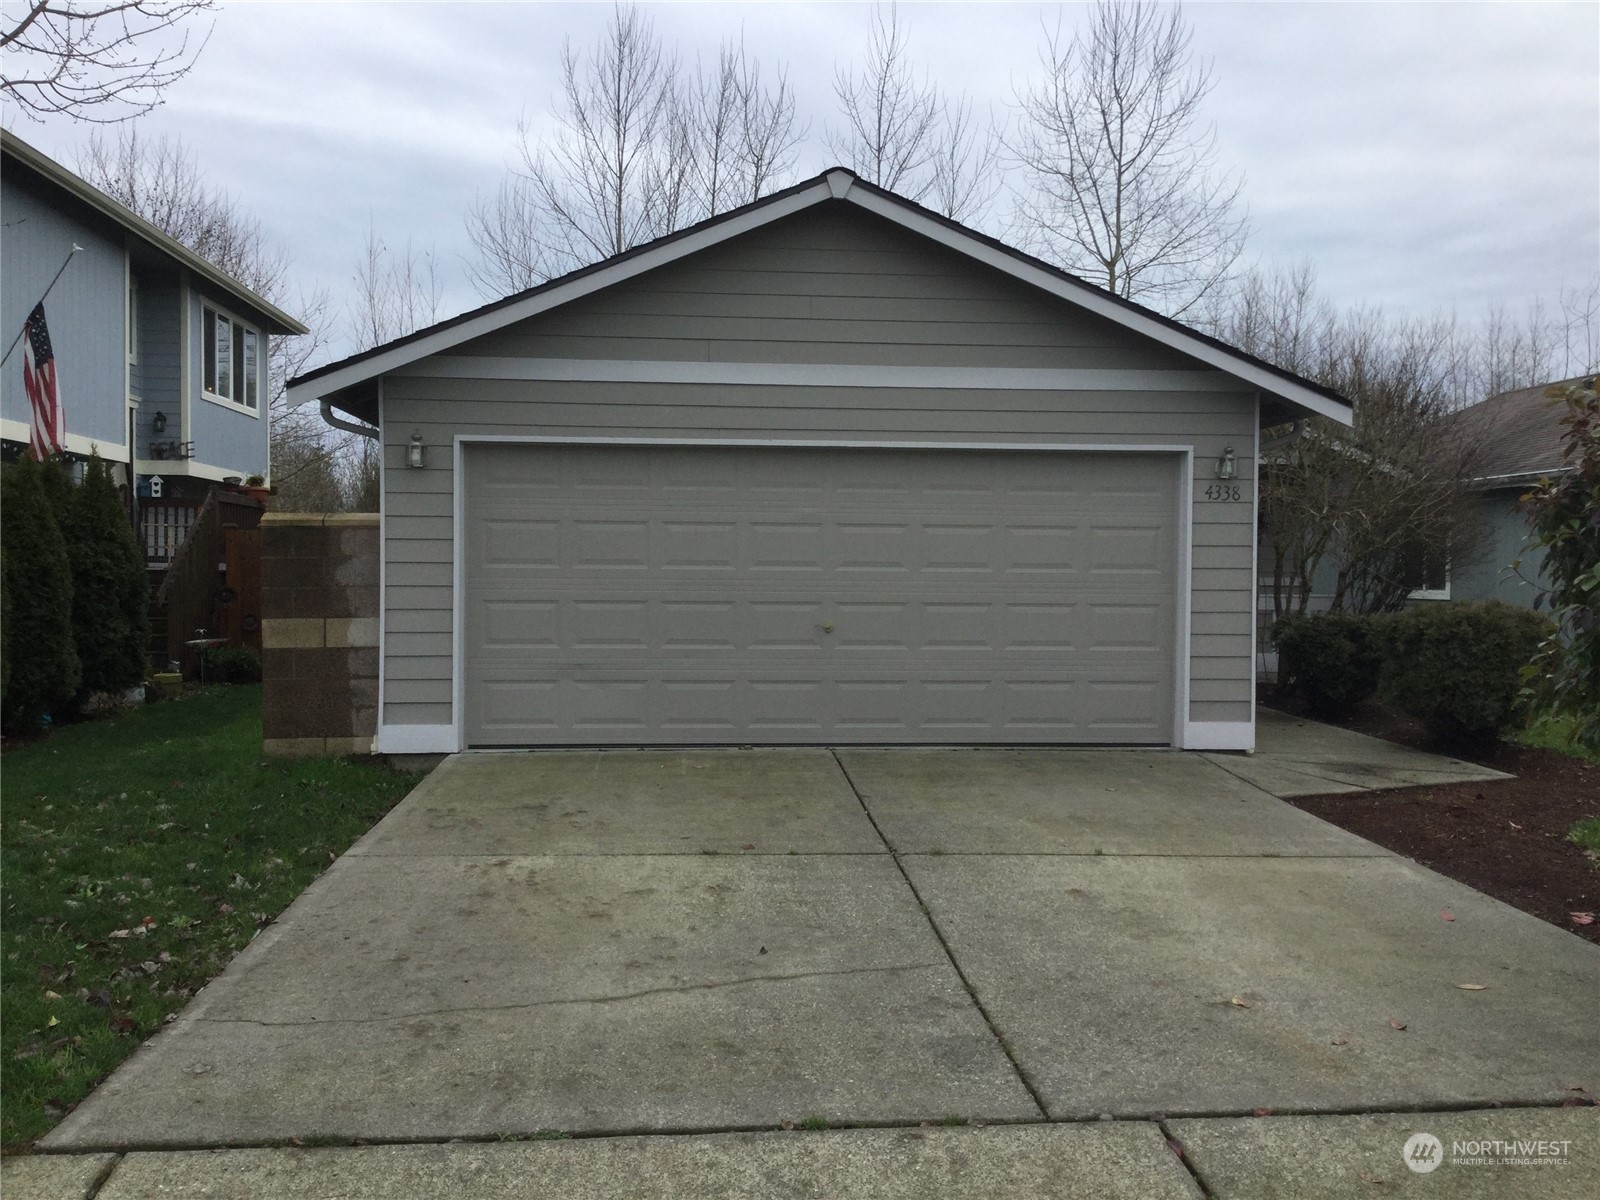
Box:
[1453, 489, 1545, 606]
[380, 204, 1258, 733]
[454, 207, 1194, 371]
[133, 273, 181, 458]
[185, 283, 269, 478]
[0, 172, 128, 450]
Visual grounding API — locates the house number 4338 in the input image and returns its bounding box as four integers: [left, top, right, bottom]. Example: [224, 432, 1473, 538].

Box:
[1203, 483, 1243, 501]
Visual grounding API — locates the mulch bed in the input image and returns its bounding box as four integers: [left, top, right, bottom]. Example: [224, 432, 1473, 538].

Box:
[1262, 691, 1600, 946]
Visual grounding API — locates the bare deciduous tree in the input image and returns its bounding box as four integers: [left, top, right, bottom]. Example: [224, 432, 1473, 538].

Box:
[925, 95, 1003, 224]
[521, 4, 677, 270]
[825, 2, 941, 198]
[349, 221, 442, 353]
[1210, 263, 1490, 619]
[2, 0, 214, 121]
[685, 38, 803, 216]
[1012, 0, 1246, 316]
[79, 129, 286, 295]
[467, 7, 802, 298]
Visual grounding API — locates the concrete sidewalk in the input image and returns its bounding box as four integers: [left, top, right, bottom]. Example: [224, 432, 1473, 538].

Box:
[1211, 707, 1513, 797]
[10, 1109, 1600, 1199]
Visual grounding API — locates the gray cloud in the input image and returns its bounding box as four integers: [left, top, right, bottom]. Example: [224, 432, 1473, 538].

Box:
[8, 1, 1595, 358]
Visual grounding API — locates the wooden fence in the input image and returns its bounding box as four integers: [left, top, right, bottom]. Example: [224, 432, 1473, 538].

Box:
[156, 489, 265, 676]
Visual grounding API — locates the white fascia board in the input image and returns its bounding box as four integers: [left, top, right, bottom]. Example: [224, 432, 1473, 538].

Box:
[286, 179, 836, 408]
[399, 357, 1241, 392]
[841, 187, 1353, 428]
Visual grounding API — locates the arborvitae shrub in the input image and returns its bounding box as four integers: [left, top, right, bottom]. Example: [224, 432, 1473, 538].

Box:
[62, 454, 149, 698]
[0, 456, 80, 729]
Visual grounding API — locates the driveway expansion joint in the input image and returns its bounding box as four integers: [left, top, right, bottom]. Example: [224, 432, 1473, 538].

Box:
[1157, 1118, 1216, 1199]
[829, 749, 1051, 1122]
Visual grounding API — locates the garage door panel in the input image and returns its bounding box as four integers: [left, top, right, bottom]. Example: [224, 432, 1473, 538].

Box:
[463, 444, 1177, 745]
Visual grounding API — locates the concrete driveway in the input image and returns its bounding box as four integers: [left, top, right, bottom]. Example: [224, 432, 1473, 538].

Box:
[30, 727, 1600, 1197]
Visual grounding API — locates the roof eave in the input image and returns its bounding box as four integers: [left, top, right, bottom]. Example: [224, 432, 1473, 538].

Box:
[288, 167, 1350, 426]
[1, 130, 309, 337]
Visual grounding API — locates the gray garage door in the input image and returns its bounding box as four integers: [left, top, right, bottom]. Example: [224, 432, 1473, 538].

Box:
[462, 442, 1178, 746]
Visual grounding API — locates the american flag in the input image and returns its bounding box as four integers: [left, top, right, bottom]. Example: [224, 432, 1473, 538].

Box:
[22, 302, 65, 461]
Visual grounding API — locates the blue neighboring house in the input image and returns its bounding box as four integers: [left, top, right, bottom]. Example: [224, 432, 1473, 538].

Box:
[1, 129, 306, 564]
[1444, 375, 1588, 607]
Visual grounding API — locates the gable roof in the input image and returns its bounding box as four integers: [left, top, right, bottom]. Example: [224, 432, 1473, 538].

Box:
[1, 129, 307, 336]
[287, 167, 1351, 426]
[1450, 375, 1592, 485]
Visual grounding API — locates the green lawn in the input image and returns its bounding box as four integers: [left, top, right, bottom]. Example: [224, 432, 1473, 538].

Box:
[1, 686, 422, 1149]
[1511, 713, 1600, 762]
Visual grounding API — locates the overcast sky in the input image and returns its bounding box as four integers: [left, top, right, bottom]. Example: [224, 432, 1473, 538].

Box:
[7, 1, 1598, 363]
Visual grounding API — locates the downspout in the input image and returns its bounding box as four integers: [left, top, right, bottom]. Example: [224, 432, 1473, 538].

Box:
[321, 397, 379, 440]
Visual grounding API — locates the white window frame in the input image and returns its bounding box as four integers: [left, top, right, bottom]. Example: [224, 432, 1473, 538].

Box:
[200, 300, 262, 417]
[1407, 574, 1451, 602]
[126, 269, 139, 367]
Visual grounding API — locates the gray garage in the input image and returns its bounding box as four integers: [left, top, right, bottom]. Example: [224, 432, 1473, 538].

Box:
[286, 168, 1351, 754]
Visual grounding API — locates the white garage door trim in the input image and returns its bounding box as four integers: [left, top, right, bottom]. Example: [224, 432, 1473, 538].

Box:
[368, 436, 1204, 754]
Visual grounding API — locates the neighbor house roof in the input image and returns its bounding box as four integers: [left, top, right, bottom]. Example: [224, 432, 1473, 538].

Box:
[1, 129, 308, 336]
[287, 167, 1352, 427]
[1451, 376, 1592, 487]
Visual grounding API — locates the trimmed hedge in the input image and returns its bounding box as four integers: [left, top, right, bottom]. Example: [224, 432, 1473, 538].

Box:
[1273, 612, 1383, 718]
[1375, 601, 1552, 746]
[201, 646, 261, 684]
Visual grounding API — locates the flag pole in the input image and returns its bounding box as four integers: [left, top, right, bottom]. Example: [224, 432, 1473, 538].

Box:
[1, 243, 82, 368]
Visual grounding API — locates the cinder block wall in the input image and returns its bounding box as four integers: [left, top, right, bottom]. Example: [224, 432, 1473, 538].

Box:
[260, 513, 380, 757]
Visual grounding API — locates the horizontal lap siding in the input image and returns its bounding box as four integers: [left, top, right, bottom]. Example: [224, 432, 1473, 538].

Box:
[380, 204, 1257, 734]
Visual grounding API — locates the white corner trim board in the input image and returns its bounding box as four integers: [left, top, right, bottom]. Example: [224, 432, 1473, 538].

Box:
[1181, 721, 1256, 753]
[399, 358, 1241, 393]
[376, 724, 458, 755]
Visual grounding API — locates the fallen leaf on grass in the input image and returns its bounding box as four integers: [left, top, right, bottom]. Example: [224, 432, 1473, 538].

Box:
[42, 990, 61, 1001]
[1455, 983, 1488, 991]
[45, 1016, 58, 1028]
[1389, 1019, 1407, 1031]
[1440, 910, 1455, 922]
[1571, 912, 1596, 926]
[1229, 997, 1253, 1009]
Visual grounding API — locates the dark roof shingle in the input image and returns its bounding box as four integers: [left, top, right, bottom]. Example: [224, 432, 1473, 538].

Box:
[1453, 376, 1593, 483]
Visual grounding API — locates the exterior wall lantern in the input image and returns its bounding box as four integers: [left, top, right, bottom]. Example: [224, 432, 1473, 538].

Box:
[1215, 446, 1237, 480]
[152, 410, 167, 434]
[407, 432, 426, 469]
